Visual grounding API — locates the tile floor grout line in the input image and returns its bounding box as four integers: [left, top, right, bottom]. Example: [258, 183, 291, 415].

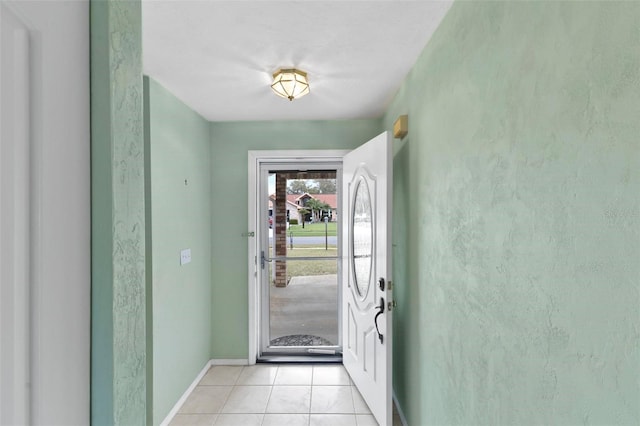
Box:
[231, 365, 243, 386]
[261, 365, 278, 424]
[309, 364, 315, 426]
[216, 365, 244, 418]
[310, 365, 319, 425]
[349, 383, 357, 419]
[176, 363, 379, 426]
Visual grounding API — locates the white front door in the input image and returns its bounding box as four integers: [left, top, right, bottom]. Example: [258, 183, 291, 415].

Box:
[342, 132, 393, 425]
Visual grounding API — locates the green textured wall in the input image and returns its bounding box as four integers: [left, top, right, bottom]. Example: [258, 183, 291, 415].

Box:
[91, 0, 147, 424]
[209, 120, 381, 358]
[145, 78, 213, 424]
[384, 1, 640, 424]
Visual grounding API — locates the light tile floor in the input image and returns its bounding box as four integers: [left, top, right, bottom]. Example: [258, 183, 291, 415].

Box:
[170, 364, 402, 426]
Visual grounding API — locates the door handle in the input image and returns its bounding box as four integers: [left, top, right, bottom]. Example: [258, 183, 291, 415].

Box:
[374, 297, 384, 344]
[260, 251, 272, 269]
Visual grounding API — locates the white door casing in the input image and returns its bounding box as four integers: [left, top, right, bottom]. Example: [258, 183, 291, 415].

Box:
[1, 1, 90, 424]
[0, 5, 30, 424]
[342, 132, 393, 425]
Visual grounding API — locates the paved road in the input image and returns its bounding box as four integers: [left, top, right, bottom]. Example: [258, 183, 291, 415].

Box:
[268, 230, 337, 246]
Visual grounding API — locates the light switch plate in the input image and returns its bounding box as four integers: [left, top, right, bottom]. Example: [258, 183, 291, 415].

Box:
[180, 248, 191, 265]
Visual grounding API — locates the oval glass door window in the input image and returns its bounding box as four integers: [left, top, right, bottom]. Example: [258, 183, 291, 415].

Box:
[351, 176, 373, 299]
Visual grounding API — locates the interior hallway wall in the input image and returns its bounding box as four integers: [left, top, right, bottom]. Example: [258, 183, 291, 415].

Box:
[384, 1, 639, 424]
[91, 0, 147, 423]
[145, 77, 213, 425]
[209, 120, 381, 358]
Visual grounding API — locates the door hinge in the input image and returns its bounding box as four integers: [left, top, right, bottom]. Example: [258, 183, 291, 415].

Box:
[242, 231, 255, 237]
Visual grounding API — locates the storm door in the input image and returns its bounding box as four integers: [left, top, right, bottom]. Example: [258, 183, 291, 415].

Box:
[258, 164, 343, 359]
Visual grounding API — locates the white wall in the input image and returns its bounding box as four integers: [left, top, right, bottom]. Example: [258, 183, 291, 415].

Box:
[0, 1, 90, 424]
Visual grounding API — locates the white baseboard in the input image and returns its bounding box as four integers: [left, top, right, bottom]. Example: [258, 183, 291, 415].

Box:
[211, 358, 249, 366]
[159, 360, 213, 426]
[392, 392, 408, 426]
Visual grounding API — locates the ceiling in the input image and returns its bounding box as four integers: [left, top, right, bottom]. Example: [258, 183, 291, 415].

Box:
[142, 1, 453, 122]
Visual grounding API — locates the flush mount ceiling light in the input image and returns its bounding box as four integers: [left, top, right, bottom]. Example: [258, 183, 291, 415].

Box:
[271, 68, 310, 101]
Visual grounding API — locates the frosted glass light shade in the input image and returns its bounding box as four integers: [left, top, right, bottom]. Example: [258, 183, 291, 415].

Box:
[271, 68, 310, 101]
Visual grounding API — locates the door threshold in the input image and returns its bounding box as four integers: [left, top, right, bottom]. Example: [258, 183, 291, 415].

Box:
[258, 354, 342, 364]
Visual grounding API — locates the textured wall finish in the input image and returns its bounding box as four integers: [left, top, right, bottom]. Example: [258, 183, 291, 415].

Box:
[91, 1, 147, 424]
[384, 1, 639, 424]
[145, 77, 212, 425]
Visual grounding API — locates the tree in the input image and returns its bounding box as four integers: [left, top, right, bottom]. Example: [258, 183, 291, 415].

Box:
[305, 198, 331, 222]
[297, 207, 310, 228]
[287, 180, 309, 194]
[287, 179, 336, 194]
[316, 179, 336, 194]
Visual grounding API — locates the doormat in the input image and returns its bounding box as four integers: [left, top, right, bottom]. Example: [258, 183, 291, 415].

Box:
[270, 334, 333, 347]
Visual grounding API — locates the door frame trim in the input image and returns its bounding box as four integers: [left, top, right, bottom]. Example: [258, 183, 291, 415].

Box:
[247, 150, 349, 364]
[1, 6, 31, 422]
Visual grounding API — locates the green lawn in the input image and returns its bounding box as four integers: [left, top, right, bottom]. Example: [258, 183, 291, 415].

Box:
[274, 247, 338, 278]
[287, 222, 337, 237]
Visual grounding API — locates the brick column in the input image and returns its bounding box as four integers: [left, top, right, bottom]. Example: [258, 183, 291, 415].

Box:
[274, 174, 287, 286]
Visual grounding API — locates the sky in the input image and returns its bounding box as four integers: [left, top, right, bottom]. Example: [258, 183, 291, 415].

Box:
[268, 174, 275, 195]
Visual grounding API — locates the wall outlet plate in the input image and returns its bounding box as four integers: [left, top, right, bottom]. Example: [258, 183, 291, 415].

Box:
[180, 248, 191, 265]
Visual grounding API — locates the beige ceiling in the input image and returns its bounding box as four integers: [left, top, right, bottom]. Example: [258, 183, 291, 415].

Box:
[142, 1, 453, 122]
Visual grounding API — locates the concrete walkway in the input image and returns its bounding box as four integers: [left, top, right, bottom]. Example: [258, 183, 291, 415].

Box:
[269, 274, 338, 345]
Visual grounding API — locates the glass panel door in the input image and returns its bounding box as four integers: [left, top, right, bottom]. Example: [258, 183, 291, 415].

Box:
[259, 167, 342, 357]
